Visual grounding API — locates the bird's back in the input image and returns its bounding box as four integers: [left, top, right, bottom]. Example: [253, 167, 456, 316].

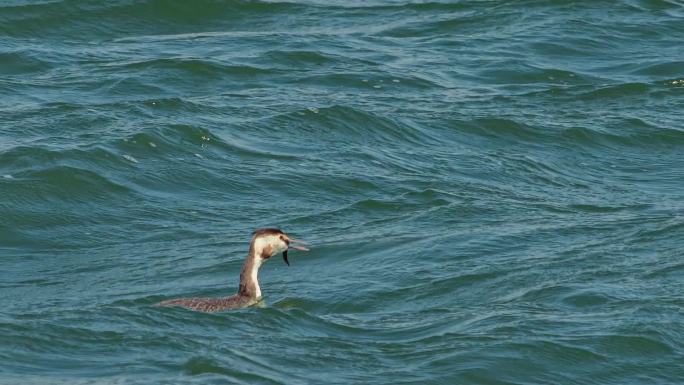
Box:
[156, 294, 258, 312]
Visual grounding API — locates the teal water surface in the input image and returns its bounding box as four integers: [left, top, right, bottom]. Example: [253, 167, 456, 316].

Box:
[1, 1, 684, 384]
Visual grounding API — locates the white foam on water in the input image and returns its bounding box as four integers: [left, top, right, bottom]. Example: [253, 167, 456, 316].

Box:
[123, 154, 138, 163]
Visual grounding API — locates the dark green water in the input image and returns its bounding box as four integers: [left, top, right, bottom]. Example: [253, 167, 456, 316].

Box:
[1, 0, 684, 383]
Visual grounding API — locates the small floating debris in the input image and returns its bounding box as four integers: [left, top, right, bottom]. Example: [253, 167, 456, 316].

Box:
[362, 79, 368, 82]
[2, 174, 13, 179]
[670, 79, 684, 86]
[392, 79, 400, 83]
[194, 153, 203, 159]
[149, 142, 157, 148]
[123, 154, 138, 163]
[307, 107, 319, 114]
[373, 85, 382, 89]
[200, 135, 211, 142]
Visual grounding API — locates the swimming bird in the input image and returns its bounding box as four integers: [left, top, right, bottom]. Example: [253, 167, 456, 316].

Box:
[156, 228, 308, 312]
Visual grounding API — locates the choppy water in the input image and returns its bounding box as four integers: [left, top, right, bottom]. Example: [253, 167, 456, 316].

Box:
[1, 0, 684, 383]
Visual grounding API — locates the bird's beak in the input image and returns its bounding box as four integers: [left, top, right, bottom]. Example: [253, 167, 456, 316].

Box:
[282, 238, 308, 266]
[289, 238, 309, 251]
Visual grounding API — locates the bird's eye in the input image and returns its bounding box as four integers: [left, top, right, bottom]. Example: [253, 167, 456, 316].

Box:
[280, 235, 289, 245]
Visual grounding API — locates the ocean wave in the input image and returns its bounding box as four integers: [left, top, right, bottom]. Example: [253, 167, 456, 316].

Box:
[562, 122, 684, 147]
[632, 60, 684, 77]
[0, 51, 53, 75]
[262, 104, 434, 147]
[444, 113, 684, 149]
[0, 0, 307, 39]
[377, 9, 500, 38]
[117, 57, 277, 78]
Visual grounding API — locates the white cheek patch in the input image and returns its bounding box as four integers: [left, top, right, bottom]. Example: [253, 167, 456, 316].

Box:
[253, 234, 288, 259]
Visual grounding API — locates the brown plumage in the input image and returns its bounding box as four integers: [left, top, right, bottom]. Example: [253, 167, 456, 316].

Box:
[156, 228, 308, 312]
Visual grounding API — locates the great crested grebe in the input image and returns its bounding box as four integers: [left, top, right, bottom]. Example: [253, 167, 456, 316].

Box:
[156, 228, 308, 312]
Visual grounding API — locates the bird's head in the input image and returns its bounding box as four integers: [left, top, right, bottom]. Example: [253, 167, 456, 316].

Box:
[250, 228, 308, 265]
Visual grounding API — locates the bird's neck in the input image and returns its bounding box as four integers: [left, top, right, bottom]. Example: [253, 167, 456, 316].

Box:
[238, 251, 263, 299]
